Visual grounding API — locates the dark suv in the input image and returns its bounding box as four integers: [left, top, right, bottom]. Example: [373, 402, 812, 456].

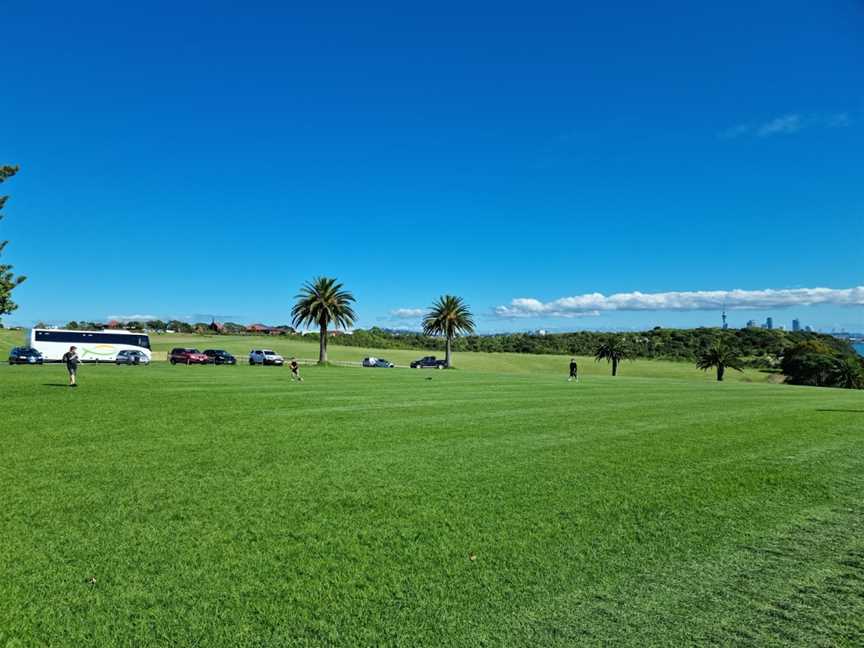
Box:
[169, 348, 210, 365]
[203, 349, 236, 365]
[8, 347, 44, 365]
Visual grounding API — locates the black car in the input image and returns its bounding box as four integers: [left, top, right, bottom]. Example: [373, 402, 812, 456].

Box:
[410, 355, 446, 369]
[203, 349, 237, 365]
[8, 347, 44, 365]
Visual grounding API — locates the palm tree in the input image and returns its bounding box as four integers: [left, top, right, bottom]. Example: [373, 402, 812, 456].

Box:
[829, 357, 864, 390]
[594, 336, 632, 376]
[291, 277, 356, 365]
[696, 340, 744, 382]
[422, 295, 475, 368]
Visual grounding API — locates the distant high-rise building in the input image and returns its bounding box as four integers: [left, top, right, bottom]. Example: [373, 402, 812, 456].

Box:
[746, 319, 757, 328]
[765, 317, 773, 330]
[792, 318, 801, 332]
[805, 325, 813, 332]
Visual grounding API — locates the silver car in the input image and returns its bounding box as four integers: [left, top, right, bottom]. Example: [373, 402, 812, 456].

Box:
[362, 357, 395, 368]
[249, 349, 284, 365]
[116, 350, 150, 365]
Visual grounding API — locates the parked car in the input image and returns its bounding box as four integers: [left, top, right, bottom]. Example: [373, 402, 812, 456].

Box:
[363, 357, 395, 368]
[169, 348, 210, 365]
[203, 349, 237, 365]
[116, 350, 150, 365]
[410, 355, 446, 369]
[249, 349, 284, 365]
[8, 346, 43, 365]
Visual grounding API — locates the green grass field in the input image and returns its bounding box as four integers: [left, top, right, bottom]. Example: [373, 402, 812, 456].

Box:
[1, 329, 863, 646]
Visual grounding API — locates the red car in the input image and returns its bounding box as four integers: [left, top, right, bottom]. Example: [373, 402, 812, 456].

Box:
[169, 347, 210, 365]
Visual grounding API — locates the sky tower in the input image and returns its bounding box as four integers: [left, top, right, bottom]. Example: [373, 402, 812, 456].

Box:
[721, 303, 728, 329]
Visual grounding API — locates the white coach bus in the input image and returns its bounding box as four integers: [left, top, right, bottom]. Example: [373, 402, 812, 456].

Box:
[29, 328, 152, 363]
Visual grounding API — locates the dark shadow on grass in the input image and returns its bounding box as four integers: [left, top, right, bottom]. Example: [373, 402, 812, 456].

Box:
[816, 409, 864, 413]
[42, 384, 71, 388]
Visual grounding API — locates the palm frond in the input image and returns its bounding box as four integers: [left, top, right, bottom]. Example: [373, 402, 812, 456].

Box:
[291, 276, 356, 330]
[696, 340, 744, 373]
[422, 295, 475, 338]
[593, 336, 632, 362]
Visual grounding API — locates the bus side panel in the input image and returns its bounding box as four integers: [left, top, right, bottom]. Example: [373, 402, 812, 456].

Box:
[30, 330, 152, 362]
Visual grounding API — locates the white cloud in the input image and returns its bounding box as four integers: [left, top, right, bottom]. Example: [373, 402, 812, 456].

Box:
[494, 287, 864, 318]
[107, 314, 157, 322]
[390, 308, 425, 319]
[757, 114, 802, 136]
[721, 111, 852, 139]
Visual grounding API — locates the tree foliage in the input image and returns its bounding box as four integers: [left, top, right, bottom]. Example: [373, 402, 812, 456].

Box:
[422, 295, 475, 368]
[167, 320, 194, 333]
[326, 326, 853, 368]
[781, 341, 864, 389]
[594, 336, 633, 376]
[696, 339, 745, 381]
[0, 165, 25, 320]
[291, 277, 356, 364]
[828, 357, 864, 390]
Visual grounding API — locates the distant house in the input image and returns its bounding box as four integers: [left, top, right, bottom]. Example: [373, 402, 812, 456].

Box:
[209, 320, 224, 333]
[246, 323, 291, 336]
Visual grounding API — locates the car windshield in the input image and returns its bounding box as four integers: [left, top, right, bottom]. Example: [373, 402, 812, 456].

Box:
[263, 350, 275, 354]
[188, 349, 200, 353]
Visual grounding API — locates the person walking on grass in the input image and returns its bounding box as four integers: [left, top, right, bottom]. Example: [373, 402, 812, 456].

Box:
[568, 357, 579, 382]
[62, 346, 80, 387]
[290, 358, 303, 382]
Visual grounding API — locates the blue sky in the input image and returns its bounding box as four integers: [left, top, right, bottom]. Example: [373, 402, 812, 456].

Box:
[3, 1, 863, 332]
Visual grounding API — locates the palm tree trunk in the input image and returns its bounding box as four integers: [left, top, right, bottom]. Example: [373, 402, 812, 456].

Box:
[319, 322, 328, 364]
[445, 336, 452, 368]
[612, 358, 618, 376]
[717, 364, 724, 382]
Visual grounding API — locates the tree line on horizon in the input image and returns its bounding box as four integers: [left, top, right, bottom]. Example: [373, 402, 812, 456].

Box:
[329, 322, 861, 387]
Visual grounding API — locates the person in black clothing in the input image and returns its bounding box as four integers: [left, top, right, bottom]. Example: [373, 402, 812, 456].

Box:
[568, 358, 578, 382]
[290, 358, 303, 382]
[62, 346, 80, 387]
